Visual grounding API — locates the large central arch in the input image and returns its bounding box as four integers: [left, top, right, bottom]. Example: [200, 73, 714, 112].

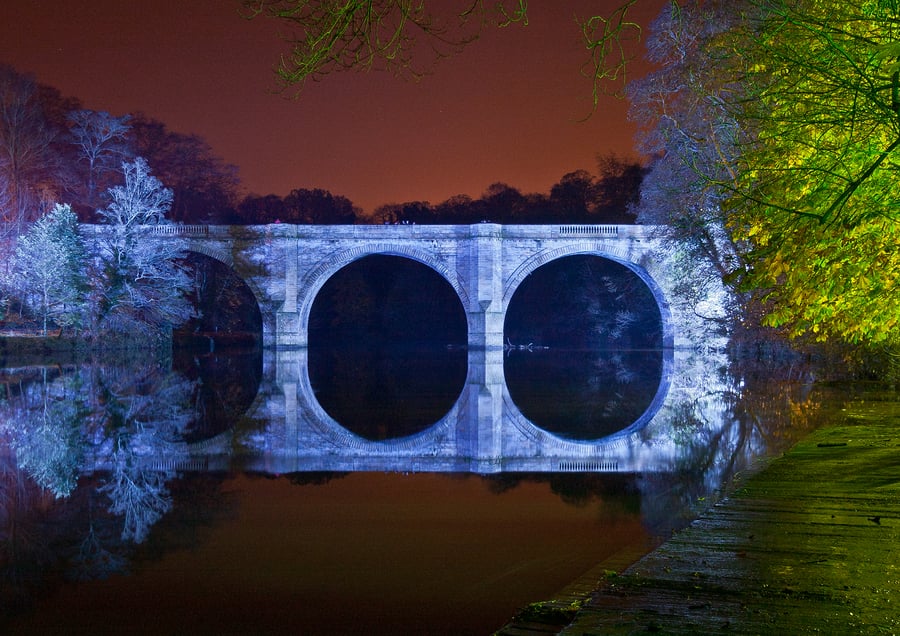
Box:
[297, 242, 472, 341]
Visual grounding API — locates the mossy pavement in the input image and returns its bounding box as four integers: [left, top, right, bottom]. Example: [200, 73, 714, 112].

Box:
[498, 389, 900, 635]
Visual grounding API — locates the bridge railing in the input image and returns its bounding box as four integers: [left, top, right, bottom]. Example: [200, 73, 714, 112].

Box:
[557, 225, 619, 236]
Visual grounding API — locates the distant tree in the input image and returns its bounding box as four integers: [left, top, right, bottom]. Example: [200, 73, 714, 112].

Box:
[94, 158, 194, 337]
[129, 115, 239, 223]
[282, 187, 360, 223]
[235, 193, 286, 224]
[550, 170, 597, 221]
[0, 66, 68, 233]
[594, 153, 644, 223]
[479, 182, 549, 223]
[12, 203, 87, 334]
[370, 199, 432, 224]
[433, 194, 478, 224]
[67, 110, 132, 207]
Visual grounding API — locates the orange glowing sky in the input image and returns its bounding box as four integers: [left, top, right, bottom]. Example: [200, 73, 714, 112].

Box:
[3, 1, 666, 214]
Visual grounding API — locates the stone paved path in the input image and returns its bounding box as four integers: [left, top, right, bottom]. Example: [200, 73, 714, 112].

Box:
[498, 393, 900, 635]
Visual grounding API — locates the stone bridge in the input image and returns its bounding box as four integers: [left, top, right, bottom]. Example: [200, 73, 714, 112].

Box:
[75, 223, 725, 472]
[93, 222, 688, 350]
[132, 223, 711, 473]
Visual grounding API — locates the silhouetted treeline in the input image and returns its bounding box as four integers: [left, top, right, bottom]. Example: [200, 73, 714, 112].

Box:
[1, 64, 644, 227]
[366, 159, 644, 225]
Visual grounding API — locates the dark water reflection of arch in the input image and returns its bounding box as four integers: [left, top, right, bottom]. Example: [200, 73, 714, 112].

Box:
[504, 349, 665, 440]
[307, 254, 468, 440]
[503, 254, 666, 440]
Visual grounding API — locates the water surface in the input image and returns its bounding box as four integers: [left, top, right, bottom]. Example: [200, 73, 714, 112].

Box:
[0, 343, 828, 634]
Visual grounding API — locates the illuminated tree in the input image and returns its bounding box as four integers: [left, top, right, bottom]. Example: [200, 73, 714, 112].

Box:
[628, 0, 746, 304]
[94, 158, 194, 337]
[720, 0, 900, 347]
[631, 0, 900, 350]
[12, 203, 87, 334]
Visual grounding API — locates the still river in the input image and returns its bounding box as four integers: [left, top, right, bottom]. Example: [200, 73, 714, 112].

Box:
[0, 338, 834, 635]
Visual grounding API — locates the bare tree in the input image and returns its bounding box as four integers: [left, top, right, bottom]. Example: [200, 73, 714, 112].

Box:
[67, 110, 132, 207]
[0, 65, 63, 233]
[129, 115, 239, 223]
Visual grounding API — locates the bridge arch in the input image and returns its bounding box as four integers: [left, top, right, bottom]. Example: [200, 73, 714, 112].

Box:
[502, 242, 675, 349]
[297, 242, 471, 340]
[182, 241, 269, 335]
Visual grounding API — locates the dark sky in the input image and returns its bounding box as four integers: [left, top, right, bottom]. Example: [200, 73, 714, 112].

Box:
[3, 1, 665, 214]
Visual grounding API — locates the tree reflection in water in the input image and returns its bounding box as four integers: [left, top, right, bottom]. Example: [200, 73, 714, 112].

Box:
[0, 349, 258, 618]
[0, 345, 841, 631]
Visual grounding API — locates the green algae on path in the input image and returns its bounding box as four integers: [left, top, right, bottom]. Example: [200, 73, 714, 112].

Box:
[557, 393, 900, 635]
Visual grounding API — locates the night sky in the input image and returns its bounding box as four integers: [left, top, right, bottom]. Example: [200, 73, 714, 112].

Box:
[3, 0, 665, 214]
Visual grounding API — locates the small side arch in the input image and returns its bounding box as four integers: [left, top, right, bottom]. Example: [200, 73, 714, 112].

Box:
[181, 240, 268, 340]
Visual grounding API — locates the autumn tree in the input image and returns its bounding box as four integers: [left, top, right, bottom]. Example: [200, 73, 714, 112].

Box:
[631, 0, 900, 349]
[722, 0, 900, 348]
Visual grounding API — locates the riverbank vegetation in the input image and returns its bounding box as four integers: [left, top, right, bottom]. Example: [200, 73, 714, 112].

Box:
[628, 0, 900, 377]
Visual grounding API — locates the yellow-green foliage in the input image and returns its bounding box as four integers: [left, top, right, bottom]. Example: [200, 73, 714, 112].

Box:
[722, 0, 900, 346]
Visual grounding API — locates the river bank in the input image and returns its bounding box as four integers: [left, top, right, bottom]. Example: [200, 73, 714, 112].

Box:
[498, 384, 900, 635]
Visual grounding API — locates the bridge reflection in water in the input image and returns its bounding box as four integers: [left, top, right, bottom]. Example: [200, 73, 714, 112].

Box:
[184, 345, 698, 475]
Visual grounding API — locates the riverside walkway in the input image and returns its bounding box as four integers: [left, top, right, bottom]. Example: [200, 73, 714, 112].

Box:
[498, 389, 900, 635]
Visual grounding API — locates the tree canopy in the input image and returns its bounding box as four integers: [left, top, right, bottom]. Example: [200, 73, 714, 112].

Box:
[631, 0, 900, 349]
[725, 0, 900, 346]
